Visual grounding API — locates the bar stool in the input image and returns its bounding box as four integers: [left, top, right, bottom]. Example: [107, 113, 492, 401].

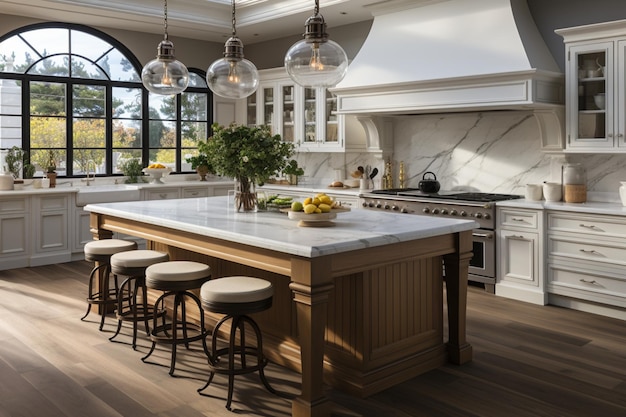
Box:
[142, 260, 212, 376]
[81, 239, 138, 330]
[197, 276, 277, 410]
[109, 249, 170, 349]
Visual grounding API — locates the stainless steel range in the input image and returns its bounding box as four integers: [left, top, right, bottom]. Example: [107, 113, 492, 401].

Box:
[359, 188, 522, 293]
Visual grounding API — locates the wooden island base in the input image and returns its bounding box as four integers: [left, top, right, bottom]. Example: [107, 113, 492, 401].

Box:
[87, 198, 474, 417]
[149, 239, 464, 399]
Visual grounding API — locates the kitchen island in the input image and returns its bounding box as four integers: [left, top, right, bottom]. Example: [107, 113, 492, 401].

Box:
[85, 196, 477, 417]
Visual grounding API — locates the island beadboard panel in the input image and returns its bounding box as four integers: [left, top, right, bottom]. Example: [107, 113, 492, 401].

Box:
[148, 241, 447, 398]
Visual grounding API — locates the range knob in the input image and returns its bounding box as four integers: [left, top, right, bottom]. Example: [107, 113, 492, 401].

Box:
[450, 209, 458, 216]
[460, 210, 467, 217]
[475, 212, 482, 219]
[362, 201, 368, 208]
[384, 203, 391, 210]
[432, 208, 440, 214]
[401, 207, 410, 213]
[375, 201, 382, 208]
[368, 201, 375, 208]
[483, 213, 491, 220]
[392, 204, 400, 211]
[422, 207, 430, 214]
[440, 209, 448, 215]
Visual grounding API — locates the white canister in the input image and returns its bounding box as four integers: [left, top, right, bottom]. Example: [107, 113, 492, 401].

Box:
[0, 173, 14, 190]
[543, 182, 562, 202]
[525, 184, 543, 201]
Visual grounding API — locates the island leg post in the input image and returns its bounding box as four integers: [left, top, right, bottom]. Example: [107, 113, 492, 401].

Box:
[89, 213, 114, 315]
[289, 259, 334, 417]
[442, 229, 474, 365]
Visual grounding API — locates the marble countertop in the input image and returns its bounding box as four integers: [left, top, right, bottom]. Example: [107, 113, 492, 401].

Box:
[497, 198, 626, 216]
[84, 196, 478, 258]
[0, 180, 233, 197]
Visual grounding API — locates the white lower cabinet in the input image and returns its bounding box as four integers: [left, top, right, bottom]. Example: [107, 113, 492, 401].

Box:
[547, 211, 626, 311]
[0, 182, 236, 271]
[496, 207, 546, 304]
[0, 197, 30, 269]
[31, 194, 70, 267]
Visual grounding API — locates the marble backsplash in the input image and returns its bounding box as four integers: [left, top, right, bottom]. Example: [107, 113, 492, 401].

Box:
[293, 111, 626, 201]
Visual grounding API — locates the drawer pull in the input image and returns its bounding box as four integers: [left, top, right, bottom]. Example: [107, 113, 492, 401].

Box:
[511, 217, 525, 222]
[473, 232, 493, 239]
[509, 235, 525, 239]
[579, 278, 597, 285]
[190, 192, 199, 196]
[579, 249, 598, 254]
[159, 193, 168, 199]
[579, 223, 602, 231]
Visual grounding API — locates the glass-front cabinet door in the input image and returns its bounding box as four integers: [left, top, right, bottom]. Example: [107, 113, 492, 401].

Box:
[262, 85, 274, 133]
[567, 42, 613, 149]
[281, 83, 295, 143]
[325, 90, 338, 145]
[303, 87, 317, 144]
[246, 93, 257, 126]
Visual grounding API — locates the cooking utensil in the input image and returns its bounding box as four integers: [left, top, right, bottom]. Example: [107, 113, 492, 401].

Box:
[357, 166, 364, 174]
[369, 167, 379, 179]
[418, 171, 441, 193]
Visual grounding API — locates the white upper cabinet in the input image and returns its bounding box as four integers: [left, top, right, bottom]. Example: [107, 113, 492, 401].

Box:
[558, 20, 626, 152]
[246, 68, 345, 152]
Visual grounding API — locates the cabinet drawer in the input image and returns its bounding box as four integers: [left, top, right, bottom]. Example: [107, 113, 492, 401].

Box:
[499, 208, 538, 230]
[0, 198, 28, 213]
[182, 188, 209, 198]
[548, 235, 626, 267]
[37, 195, 68, 211]
[145, 188, 179, 200]
[548, 212, 626, 239]
[548, 261, 626, 307]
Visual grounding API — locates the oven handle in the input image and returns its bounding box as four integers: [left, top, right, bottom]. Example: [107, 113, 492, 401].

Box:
[472, 231, 494, 239]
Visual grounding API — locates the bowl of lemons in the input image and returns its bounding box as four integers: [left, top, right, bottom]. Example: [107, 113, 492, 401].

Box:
[280, 193, 350, 227]
[142, 163, 172, 184]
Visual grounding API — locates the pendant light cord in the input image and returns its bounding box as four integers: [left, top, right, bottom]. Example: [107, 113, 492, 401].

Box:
[163, 0, 169, 41]
[314, 0, 319, 16]
[231, 0, 237, 37]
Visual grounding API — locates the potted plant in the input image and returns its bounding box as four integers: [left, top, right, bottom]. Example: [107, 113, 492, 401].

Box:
[283, 159, 305, 185]
[199, 123, 294, 211]
[5, 146, 24, 179]
[118, 158, 145, 184]
[185, 148, 213, 181]
[45, 150, 58, 188]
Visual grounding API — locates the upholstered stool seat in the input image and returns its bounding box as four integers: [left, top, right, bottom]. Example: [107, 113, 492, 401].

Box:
[81, 239, 138, 330]
[109, 249, 170, 349]
[198, 276, 276, 410]
[142, 261, 212, 376]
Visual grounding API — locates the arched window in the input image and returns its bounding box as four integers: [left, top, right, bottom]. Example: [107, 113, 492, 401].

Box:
[0, 23, 211, 178]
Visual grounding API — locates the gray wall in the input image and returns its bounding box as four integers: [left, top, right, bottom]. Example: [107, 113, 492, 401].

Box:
[528, 0, 626, 71]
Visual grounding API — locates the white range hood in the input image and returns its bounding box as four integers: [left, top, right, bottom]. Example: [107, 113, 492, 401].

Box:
[332, 0, 565, 156]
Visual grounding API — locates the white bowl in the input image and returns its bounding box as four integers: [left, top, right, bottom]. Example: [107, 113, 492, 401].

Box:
[594, 93, 605, 110]
[142, 167, 171, 184]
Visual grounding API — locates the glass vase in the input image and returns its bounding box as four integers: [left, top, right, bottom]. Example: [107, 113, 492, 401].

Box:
[234, 178, 258, 212]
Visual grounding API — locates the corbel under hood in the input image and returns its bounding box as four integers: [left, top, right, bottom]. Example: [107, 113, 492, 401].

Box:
[332, 0, 565, 156]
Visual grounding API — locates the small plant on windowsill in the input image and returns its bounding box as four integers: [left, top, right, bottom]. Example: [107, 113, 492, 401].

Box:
[44, 150, 59, 188]
[185, 149, 213, 181]
[118, 158, 145, 184]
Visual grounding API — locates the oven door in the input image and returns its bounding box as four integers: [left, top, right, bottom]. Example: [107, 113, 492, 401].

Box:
[468, 228, 496, 282]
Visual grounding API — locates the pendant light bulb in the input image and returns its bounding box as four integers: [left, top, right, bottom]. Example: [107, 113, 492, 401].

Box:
[141, 0, 189, 95]
[207, 1, 259, 99]
[284, 0, 348, 88]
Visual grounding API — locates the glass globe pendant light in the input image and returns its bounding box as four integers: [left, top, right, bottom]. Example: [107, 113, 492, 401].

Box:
[141, 0, 189, 95]
[284, 0, 348, 88]
[206, 0, 259, 99]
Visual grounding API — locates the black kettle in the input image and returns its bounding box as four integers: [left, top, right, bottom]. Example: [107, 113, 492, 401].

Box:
[419, 172, 441, 193]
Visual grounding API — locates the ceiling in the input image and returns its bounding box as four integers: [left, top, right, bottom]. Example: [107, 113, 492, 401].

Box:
[0, 0, 376, 44]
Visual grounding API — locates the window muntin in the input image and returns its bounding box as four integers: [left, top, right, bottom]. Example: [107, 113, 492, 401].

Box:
[0, 23, 210, 178]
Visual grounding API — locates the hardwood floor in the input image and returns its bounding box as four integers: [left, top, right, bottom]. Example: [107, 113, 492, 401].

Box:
[1, 261, 625, 417]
